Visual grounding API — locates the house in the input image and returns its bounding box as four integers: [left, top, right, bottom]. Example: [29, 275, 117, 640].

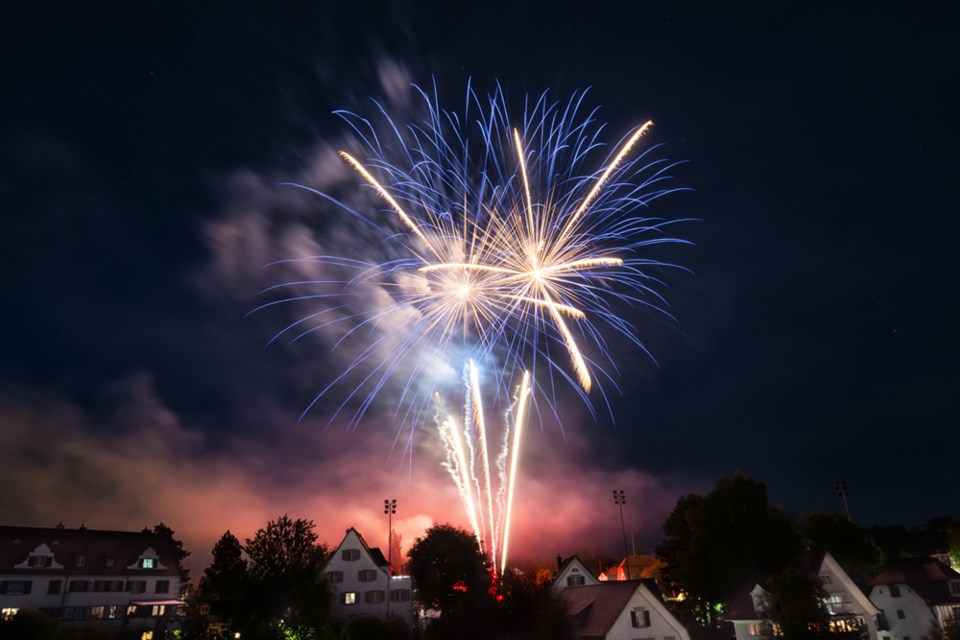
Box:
[556, 579, 692, 640]
[727, 551, 880, 640]
[554, 555, 601, 589]
[868, 556, 960, 640]
[323, 527, 414, 627]
[0, 524, 183, 629]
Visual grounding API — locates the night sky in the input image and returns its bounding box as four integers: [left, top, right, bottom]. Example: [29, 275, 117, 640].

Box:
[2, 2, 958, 574]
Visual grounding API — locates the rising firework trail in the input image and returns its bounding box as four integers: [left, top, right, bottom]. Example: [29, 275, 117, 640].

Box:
[257, 82, 690, 573]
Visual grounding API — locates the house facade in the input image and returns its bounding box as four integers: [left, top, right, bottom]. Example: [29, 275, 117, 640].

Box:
[553, 555, 601, 590]
[727, 551, 880, 640]
[0, 524, 183, 629]
[868, 557, 960, 640]
[323, 527, 413, 627]
[555, 577, 691, 640]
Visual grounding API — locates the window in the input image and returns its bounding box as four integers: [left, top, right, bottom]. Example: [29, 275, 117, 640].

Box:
[630, 607, 651, 628]
[890, 585, 901, 597]
[567, 575, 585, 586]
[126, 605, 138, 617]
[141, 558, 156, 569]
[342, 592, 358, 605]
[365, 590, 385, 604]
[342, 549, 360, 561]
[326, 571, 343, 584]
[28, 555, 52, 568]
[2, 608, 20, 621]
[897, 610, 906, 620]
[90, 606, 105, 620]
[151, 604, 166, 617]
[106, 606, 118, 620]
[747, 624, 762, 637]
[390, 589, 411, 602]
[68, 580, 90, 592]
[950, 581, 960, 597]
[128, 580, 147, 594]
[359, 569, 378, 582]
[104, 556, 116, 568]
[821, 574, 833, 585]
[0, 581, 32, 596]
[47, 580, 62, 595]
[92, 580, 125, 592]
[156, 580, 170, 593]
[75, 555, 86, 567]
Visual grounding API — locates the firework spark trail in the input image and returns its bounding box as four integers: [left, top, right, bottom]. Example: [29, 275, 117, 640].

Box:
[261, 83, 690, 571]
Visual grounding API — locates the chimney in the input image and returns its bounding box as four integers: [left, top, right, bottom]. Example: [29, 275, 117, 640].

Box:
[557, 554, 563, 570]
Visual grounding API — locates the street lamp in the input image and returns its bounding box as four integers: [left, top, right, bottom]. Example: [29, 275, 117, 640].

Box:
[384, 498, 397, 616]
[835, 482, 851, 522]
[613, 490, 630, 580]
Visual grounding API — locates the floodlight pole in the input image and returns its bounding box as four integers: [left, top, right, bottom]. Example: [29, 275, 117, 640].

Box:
[384, 498, 397, 616]
[835, 482, 851, 522]
[613, 490, 630, 580]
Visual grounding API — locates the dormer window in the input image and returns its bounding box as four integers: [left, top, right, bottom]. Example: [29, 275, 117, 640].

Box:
[14, 544, 62, 570]
[127, 547, 165, 571]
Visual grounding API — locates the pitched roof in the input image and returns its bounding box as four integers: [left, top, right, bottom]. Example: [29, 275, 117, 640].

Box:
[556, 555, 598, 580]
[330, 527, 389, 570]
[869, 557, 960, 606]
[0, 525, 182, 577]
[557, 580, 646, 639]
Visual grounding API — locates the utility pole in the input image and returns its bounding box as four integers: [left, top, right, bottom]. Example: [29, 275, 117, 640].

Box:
[835, 482, 851, 522]
[613, 490, 630, 580]
[384, 498, 397, 616]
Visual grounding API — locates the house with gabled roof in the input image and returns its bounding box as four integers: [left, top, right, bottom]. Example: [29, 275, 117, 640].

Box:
[0, 524, 183, 629]
[555, 577, 691, 640]
[868, 556, 960, 640]
[323, 527, 413, 627]
[726, 550, 880, 640]
[554, 555, 601, 590]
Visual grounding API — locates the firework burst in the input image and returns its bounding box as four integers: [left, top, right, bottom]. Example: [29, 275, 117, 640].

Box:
[256, 82, 690, 571]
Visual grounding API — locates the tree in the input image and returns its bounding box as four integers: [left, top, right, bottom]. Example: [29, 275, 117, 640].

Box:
[800, 512, 885, 584]
[656, 473, 802, 627]
[764, 567, 830, 640]
[152, 522, 191, 584]
[496, 569, 575, 640]
[244, 515, 331, 637]
[948, 519, 960, 571]
[407, 524, 490, 614]
[199, 530, 249, 631]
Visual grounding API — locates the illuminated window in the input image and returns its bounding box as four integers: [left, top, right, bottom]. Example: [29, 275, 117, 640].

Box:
[151, 604, 166, 617]
[141, 558, 156, 569]
[630, 607, 650, 628]
[567, 575, 585, 586]
[342, 592, 358, 605]
[1, 608, 19, 621]
[342, 549, 360, 561]
[358, 569, 378, 582]
[90, 606, 105, 619]
[156, 580, 170, 593]
[127, 605, 138, 616]
[748, 624, 762, 636]
[326, 571, 343, 584]
[890, 585, 901, 597]
[364, 590, 385, 604]
[106, 605, 119, 619]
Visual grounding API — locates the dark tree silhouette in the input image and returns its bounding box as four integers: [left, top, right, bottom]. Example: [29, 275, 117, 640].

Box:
[199, 530, 249, 631]
[800, 512, 885, 584]
[152, 522, 191, 583]
[407, 523, 490, 614]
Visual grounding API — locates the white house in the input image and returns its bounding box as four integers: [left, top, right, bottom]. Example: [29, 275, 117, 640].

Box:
[727, 551, 880, 640]
[868, 556, 960, 640]
[0, 524, 183, 629]
[556, 577, 691, 640]
[553, 555, 601, 590]
[324, 527, 413, 627]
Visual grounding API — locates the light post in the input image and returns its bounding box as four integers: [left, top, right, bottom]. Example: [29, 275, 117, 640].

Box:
[835, 482, 851, 522]
[384, 498, 397, 616]
[613, 490, 630, 580]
